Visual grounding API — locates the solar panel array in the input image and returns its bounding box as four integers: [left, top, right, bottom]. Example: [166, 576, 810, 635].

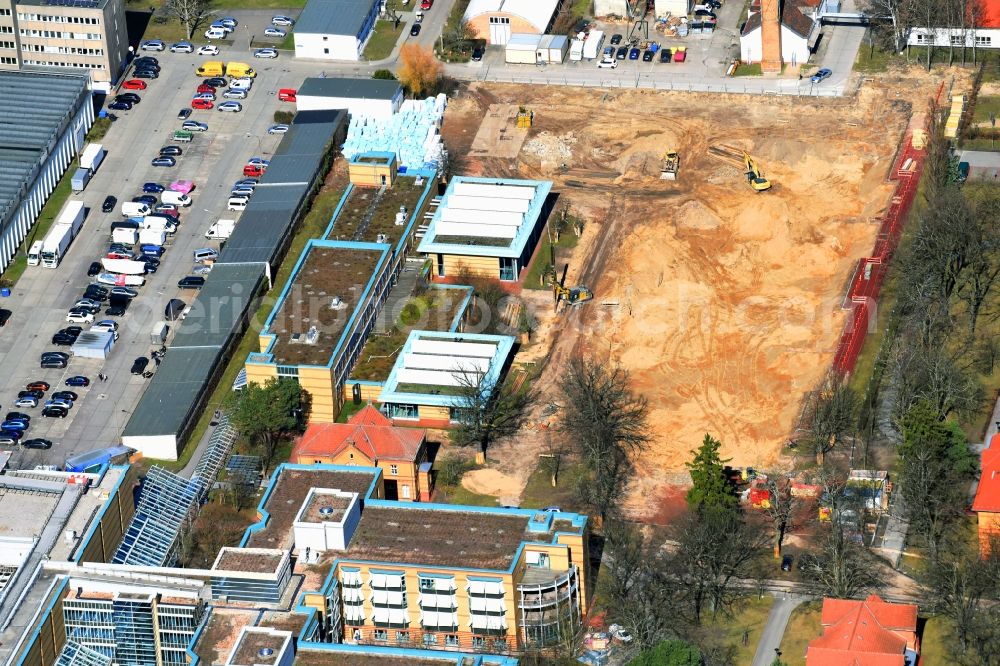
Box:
[41, 0, 101, 7]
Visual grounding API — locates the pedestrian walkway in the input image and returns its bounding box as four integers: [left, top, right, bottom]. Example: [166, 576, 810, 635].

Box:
[752, 593, 807, 666]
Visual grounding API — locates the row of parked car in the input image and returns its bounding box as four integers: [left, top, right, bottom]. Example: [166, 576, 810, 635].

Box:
[0, 379, 87, 448]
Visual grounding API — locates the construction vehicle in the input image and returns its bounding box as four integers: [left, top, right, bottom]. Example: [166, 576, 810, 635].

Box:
[708, 144, 772, 192]
[660, 150, 679, 180]
[552, 263, 593, 310]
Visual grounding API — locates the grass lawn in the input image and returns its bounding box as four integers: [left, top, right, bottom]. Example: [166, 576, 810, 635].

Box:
[971, 95, 1000, 124]
[855, 42, 893, 73]
[706, 595, 775, 666]
[0, 165, 75, 289]
[519, 458, 587, 511]
[920, 616, 953, 665]
[363, 21, 404, 61]
[778, 600, 822, 665]
[140, 166, 350, 472]
[733, 63, 763, 76]
[278, 32, 294, 50]
[87, 117, 112, 142]
[523, 229, 581, 290]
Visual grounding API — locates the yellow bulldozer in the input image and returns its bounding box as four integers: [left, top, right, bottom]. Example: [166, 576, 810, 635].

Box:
[660, 150, 679, 180]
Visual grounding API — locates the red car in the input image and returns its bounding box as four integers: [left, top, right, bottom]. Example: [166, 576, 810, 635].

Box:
[122, 79, 148, 90]
[420, 0, 432, 8]
[192, 98, 214, 110]
[243, 165, 264, 178]
[278, 88, 296, 102]
[197, 83, 216, 93]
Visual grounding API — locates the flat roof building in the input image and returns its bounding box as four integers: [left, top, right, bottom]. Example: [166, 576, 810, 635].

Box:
[0, 0, 129, 88]
[297, 78, 404, 119]
[0, 71, 92, 275]
[293, 0, 381, 61]
[418, 177, 553, 282]
[379, 331, 516, 428]
[463, 0, 561, 45]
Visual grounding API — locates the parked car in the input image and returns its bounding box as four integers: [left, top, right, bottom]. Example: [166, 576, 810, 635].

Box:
[193, 92, 216, 101]
[133, 56, 159, 67]
[267, 124, 289, 134]
[597, 58, 617, 69]
[642, 49, 654, 62]
[18, 389, 43, 400]
[26, 381, 50, 392]
[14, 397, 37, 409]
[52, 391, 77, 401]
[219, 17, 237, 28]
[192, 99, 214, 110]
[115, 92, 141, 104]
[196, 83, 216, 93]
[51, 332, 77, 346]
[71, 299, 102, 313]
[65, 310, 94, 324]
[133, 195, 158, 205]
[130, 357, 150, 375]
[223, 89, 247, 100]
[182, 120, 208, 131]
[110, 286, 138, 299]
[154, 204, 179, 214]
[236, 178, 258, 187]
[0, 420, 28, 431]
[22, 438, 53, 450]
[204, 77, 227, 88]
[65, 376, 90, 387]
[87, 261, 102, 277]
[271, 15, 294, 26]
[170, 41, 193, 53]
[132, 70, 158, 79]
[0, 435, 18, 446]
[141, 39, 165, 51]
[659, 48, 672, 63]
[610, 33, 623, 45]
[105, 304, 128, 317]
[247, 157, 270, 167]
[616, 46, 628, 59]
[218, 101, 242, 112]
[264, 27, 285, 37]
[628, 47, 640, 60]
[243, 165, 264, 178]
[0, 430, 22, 441]
[151, 157, 176, 167]
[101, 195, 117, 213]
[811, 68, 833, 84]
[40, 357, 68, 369]
[409, 24, 421, 36]
[122, 79, 147, 90]
[41, 406, 68, 418]
[178, 108, 192, 119]
[197, 45, 220, 56]
[254, 47, 279, 58]
[143, 182, 165, 193]
[159, 145, 183, 156]
[471, 45, 484, 61]
[44, 398, 74, 410]
[178, 276, 206, 289]
[108, 101, 132, 111]
[781, 554, 794, 572]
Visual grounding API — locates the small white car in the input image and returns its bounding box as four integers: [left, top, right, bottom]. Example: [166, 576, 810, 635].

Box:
[597, 58, 618, 69]
[267, 124, 289, 134]
[218, 17, 237, 29]
[246, 157, 270, 167]
[222, 89, 247, 99]
[92, 320, 119, 333]
[197, 44, 220, 56]
[209, 22, 233, 33]
[14, 397, 38, 408]
[193, 92, 216, 101]
[66, 310, 94, 324]
[141, 40, 165, 51]
[271, 15, 294, 26]
[218, 101, 243, 112]
[181, 120, 208, 131]
[254, 48, 278, 59]
[264, 27, 285, 38]
[170, 41, 193, 53]
[229, 78, 252, 90]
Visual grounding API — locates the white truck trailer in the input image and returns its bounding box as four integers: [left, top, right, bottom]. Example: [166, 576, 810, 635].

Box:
[583, 30, 604, 60]
[41, 200, 85, 268]
[79, 143, 105, 173]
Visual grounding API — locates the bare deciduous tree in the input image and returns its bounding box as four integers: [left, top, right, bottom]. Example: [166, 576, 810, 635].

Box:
[162, 0, 211, 40]
[762, 473, 800, 558]
[450, 368, 534, 459]
[804, 381, 857, 465]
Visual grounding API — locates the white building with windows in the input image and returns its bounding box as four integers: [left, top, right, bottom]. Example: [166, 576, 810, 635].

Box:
[908, 1, 1000, 49]
[293, 0, 381, 61]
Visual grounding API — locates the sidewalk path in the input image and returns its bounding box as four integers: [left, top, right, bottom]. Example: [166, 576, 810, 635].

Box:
[752, 593, 808, 666]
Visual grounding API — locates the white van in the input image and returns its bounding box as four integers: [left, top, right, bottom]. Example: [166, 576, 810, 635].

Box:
[193, 248, 219, 263]
[204, 27, 228, 39]
[229, 78, 253, 90]
[227, 196, 249, 211]
[161, 191, 192, 207]
[26, 240, 44, 266]
[121, 201, 151, 217]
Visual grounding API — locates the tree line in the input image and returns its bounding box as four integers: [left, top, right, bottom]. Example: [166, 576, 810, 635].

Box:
[864, 0, 992, 67]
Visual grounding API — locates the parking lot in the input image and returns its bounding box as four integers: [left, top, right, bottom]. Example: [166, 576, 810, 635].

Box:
[0, 43, 300, 469]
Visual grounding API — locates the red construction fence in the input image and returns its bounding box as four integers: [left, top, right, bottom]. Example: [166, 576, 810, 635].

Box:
[831, 111, 932, 377]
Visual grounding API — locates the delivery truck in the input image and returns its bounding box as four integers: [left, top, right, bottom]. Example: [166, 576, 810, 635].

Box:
[226, 62, 256, 78]
[196, 60, 225, 77]
[41, 200, 85, 268]
[112, 227, 138, 245]
[583, 30, 604, 60]
[138, 229, 166, 246]
[570, 38, 584, 61]
[205, 219, 236, 239]
[151, 321, 169, 345]
[121, 202, 151, 217]
[101, 258, 147, 275]
[71, 167, 91, 193]
[161, 190, 191, 207]
[79, 143, 105, 173]
[143, 217, 177, 234]
[27, 240, 44, 266]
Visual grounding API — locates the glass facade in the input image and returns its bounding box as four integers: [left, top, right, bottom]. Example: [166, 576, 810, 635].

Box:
[112, 597, 157, 666]
[55, 641, 112, 666]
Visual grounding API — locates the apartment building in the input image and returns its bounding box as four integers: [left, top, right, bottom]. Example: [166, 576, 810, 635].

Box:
[0, 0, 128, 89]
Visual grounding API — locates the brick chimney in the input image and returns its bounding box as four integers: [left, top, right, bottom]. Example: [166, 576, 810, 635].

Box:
[760, 0, 782, 73]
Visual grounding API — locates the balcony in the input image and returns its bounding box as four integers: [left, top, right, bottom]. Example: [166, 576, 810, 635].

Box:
[517, 567, 578, 610]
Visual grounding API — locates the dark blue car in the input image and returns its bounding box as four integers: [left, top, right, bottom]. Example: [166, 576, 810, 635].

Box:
[65, 376, 90, 387]
[1, 420, 27, 431]
[140, 244, 164, 257]
[143, 183, 165, 193]
[628, 47, 640, 60]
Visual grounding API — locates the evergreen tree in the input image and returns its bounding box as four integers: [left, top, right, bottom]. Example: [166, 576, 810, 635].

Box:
[685, 434, 737, 512]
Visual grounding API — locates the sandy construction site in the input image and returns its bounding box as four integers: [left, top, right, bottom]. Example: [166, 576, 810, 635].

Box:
[442, 80, 936, 508]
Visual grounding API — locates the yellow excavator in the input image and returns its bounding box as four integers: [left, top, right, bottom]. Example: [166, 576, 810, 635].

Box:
[744, 151, 771, 192]
[708, 145, 772, 192]
[553, 263, 593, 311]
[660, 150, 680, 180]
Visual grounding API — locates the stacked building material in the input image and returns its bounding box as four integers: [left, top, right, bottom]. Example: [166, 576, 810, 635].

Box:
[341, 94, 448, 171]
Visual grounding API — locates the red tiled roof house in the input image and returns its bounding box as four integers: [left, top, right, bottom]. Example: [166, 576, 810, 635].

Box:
[291, 405, 432, 501]
[973, 433, 1000, 556]
[806, 594, 920, 666]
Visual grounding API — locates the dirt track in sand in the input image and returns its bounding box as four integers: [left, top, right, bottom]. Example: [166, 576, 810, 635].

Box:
[442, 75, 948, 514]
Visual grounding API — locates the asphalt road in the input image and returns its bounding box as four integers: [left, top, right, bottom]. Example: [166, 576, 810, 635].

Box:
[0, 46, 294, 469]
[751, 594, 807, 666]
